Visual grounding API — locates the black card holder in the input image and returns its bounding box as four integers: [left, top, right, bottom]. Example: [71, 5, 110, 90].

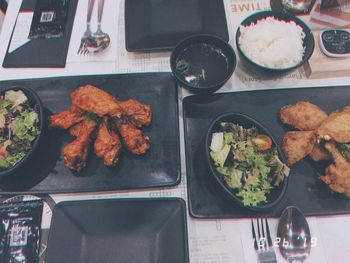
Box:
[2, 0, 78, 68]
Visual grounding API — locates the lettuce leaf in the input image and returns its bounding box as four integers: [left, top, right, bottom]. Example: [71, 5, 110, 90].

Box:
[12, 111, 39, 142]
[210, 144, 230, 167]
[0, 152, 26, 168]
[338, 143, 350, 161]
[4, 90, 27, 106]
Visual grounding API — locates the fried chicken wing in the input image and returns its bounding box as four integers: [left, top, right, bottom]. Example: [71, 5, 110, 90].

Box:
[94, 117, 122, 166]
[317, 107, 350, 143]
[281, 131, 316, 165]
[280, 101, 328, 130]
[62, 119, 97, 171]
[116, 121, 150, 155]
[69, 121, 86, 137]
[50, 84, 153, 171]
[118, 99, 152, 127]
[48, 106, 84, 130]
[309, 143, 329, 162]
[71, 85, 123, 117]
[319, 142, 350, 197]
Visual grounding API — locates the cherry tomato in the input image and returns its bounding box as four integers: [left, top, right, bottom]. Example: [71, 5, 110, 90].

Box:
[251, 135, 272, 151]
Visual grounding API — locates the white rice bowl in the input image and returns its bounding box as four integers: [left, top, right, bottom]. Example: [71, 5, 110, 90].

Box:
[238, 17, 306, 69]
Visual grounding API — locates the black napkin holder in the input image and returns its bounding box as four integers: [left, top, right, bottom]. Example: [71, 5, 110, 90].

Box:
[2, 0, 78, 68]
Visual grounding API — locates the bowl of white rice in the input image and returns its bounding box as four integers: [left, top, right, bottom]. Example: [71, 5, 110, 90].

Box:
[236, 11, 314, 74]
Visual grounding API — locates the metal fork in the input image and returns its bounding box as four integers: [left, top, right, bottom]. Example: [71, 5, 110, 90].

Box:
[251, 217, 277, 263]
[77, 0, 96, 54]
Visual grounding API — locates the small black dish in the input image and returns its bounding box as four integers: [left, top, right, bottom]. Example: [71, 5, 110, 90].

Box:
[170, 34, 236, 94]
[235, 11, 315, 75]
[0, 86, 45, 178]
[205, 112, 288, 212]
[124, 0, 229, 52]
[45, 198, 189, 263]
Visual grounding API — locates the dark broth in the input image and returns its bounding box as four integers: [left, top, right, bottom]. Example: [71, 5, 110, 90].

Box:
[175, 43, 229, 88]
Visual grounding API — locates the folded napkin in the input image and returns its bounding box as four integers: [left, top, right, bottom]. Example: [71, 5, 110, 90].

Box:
[66, 0, 120, 63]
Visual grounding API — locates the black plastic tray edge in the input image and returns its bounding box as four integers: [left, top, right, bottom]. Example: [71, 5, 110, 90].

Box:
[182, 85, 350, 219]
[124, 0, 230, 52]
[182, 93, 206, 219]
[46, 197, 190, 263]
[0, 72, 182, 195]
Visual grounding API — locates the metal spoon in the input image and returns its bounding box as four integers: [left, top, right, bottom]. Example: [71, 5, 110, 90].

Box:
[86, 0, 110, 53]
[277, 206, 311, 263]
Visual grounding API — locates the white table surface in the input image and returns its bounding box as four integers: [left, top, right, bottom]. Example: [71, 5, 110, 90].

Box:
[1, 1, 350, 262]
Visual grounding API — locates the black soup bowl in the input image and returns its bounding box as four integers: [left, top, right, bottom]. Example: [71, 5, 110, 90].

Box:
[0, 86, 45, 178]
[205, 113, 289, 211]
[170, 34, 236, 94]
[235, 11, 315, 75]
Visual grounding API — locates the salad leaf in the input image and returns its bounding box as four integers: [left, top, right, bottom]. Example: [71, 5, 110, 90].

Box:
[223, 132, 235, 145]
[210, 132, 223, 152]
[242, 143, 271, 179]
[84, 112, 100, 123]
[236, 186, 267, 206]
[209, 122, 288, 207]
[267, 154, 290, 186]
[246, 169, 260, 186]
[0, 114, 5, 129]
[217, 167, 243, 189]
[0, 90, 39, 170]
[7, 137, 31, 155]
[12, 111, 39, 142]
[0, 100, 10, 110]
[4, 90, 28, 106]
[0, 152, 26, 168]
[338, 143, 350, 161]
[210, 144, 230, 167]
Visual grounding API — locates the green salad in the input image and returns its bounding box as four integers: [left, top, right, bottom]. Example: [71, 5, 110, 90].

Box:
[209, 122, 289, 206]
[0, 90, 40, 169]
[338, 143, 350, 161]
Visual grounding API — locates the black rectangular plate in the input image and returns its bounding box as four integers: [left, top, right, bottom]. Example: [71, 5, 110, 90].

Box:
[125, 0, 229, 52]
[0, 73, 180, 194]
[45, 198, 189, 263]
[183, 86, 350, 218]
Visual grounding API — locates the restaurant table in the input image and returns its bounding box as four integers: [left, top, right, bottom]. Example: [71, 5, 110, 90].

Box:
[1, 0, 350, 262]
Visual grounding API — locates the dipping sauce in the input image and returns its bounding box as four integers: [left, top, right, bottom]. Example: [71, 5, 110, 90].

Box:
[175, 43, 229, 88]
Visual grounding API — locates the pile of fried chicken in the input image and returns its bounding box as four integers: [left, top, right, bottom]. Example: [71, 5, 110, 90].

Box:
[48, 85, 152, 172]
[280, 101, 350, 197]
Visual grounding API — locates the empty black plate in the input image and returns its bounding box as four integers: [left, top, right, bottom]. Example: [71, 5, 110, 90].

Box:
[183, 86, 350, 218]
[45, 198, 189, 263]
[125, 0, 229, 52]
[0, 73, 180, 194]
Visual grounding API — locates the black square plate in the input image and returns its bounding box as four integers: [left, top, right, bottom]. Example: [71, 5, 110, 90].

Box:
[183, 86, 350, 218]
[125, 0, 229, 52]
[0, 73, 180, 194]
[45, 198, 189, 263]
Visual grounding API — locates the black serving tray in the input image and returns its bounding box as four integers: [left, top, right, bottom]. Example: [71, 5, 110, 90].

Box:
[0, 73, 180, 194]
[125, 0, 229, 52]
[45, 198, 189, 263]
[183, 86, 350, 218]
